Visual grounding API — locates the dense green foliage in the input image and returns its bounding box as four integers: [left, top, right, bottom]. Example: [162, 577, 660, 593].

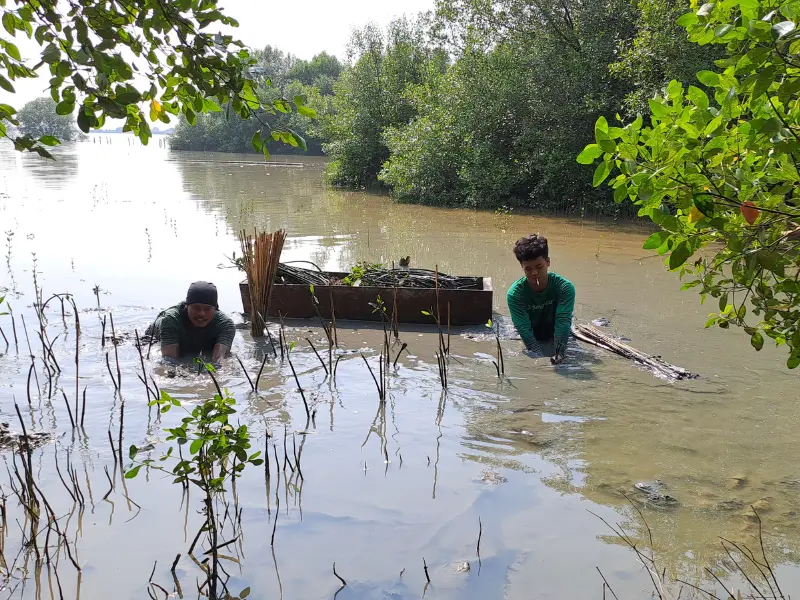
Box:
[287, 52, 342, 95]
[321, 20, 448, 188]
[380, 4, 636, 210]
[0, 0, 305, 157]
[18, 96, 80, 141]
[320, 1, 721, 212]
[610, 0, 724, 113]
[170, 46, 337, 154]
[581, 0, 800, 366]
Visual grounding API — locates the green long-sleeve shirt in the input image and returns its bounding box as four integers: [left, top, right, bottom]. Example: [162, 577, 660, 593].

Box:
[506, 273, 576, 353]
[154, 304, 236, 358]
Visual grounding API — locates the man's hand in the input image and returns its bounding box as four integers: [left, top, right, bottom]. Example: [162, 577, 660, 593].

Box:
[211, 343, 231, 365]
[550, 342, 566, 365]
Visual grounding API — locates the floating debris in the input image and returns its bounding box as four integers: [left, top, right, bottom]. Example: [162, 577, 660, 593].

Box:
[475, 469, 508, 486]
[0, 422, 52, 451]
[455, 562, 471, 573]
[634, 480, 678, 508]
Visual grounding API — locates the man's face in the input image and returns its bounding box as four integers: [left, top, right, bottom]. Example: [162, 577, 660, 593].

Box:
[187, 303, 216, 328]
[520, 257, 550, 287]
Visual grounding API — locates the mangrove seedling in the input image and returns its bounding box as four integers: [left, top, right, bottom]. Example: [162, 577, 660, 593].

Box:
[486, 319, 504, 378]
[126, 368, 263, 599]
[343, 261, 383, 286]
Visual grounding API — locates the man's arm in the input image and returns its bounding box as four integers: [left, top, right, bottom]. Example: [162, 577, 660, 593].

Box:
[506, 285, 541, 353]
[211, 313, 236, 364]
[158, 312, 181, 361]
[552, 279, 576, 364]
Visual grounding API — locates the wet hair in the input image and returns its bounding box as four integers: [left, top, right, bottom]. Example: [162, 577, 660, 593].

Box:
[513, 234, 549, 262]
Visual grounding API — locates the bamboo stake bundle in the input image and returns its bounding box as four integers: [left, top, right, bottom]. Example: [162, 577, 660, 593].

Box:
[238, 228, 287, 337]
[571, 323, 697, 381]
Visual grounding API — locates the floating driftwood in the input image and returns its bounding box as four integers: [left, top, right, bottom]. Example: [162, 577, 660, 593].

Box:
[571, 323, 697, 381]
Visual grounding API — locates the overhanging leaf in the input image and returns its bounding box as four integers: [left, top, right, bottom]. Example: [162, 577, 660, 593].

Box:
[0, 75, 15, 94]
[648, 99, 669, 118]
[643, 231, 668, 250]
[694, 194, 715, 217]
[592, 160, 611, 187]
[697, 70, 720, 86]
[687, 86, 709, 110]
[668, 241, 693, 270]
[751, 331, 764, 351]
[577, 144, 603, 164]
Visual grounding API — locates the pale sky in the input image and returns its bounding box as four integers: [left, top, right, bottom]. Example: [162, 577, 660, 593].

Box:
[1, 0, 435, 106]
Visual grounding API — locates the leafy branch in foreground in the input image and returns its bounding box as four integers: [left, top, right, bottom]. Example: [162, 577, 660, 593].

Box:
[126, 387, 263, 491]
[126, 362, 262, 598]
[579, 0, 800, 368]
[0, 0, 315, 156]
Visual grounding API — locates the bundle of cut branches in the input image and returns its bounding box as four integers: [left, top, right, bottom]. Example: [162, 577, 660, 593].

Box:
[360, 268, 479, 290]
[238, 229, 287, 337]
[571, 323, 697, 381]
[276, 263, 330, 287]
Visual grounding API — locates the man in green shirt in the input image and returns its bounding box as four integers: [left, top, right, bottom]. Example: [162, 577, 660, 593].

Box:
[154, 281, 236, 365]
[506, 234, 576, 364]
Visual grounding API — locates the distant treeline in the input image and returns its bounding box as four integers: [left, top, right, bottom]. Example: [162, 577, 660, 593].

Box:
[169, 49, 341, 156]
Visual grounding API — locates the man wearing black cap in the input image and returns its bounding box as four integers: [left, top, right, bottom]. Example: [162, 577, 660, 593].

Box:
[155, 281, 236, 364]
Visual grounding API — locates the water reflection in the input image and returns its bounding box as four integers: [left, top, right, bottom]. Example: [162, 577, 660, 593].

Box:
[173, 146, 800, 581]
[0, 139, 799, 598]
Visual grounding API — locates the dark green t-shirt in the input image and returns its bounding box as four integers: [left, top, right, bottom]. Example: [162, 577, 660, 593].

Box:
[155, 304, 236, 358]
[506, 272, 576, 351]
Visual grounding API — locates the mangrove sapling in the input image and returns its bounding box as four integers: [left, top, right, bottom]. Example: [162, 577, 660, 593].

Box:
[305, 337, 328, 376]
[329, 289, 339, 348]
[109, 313, 122, 391]
[126, 377, 263, 599]
[333, 562, 347, 593]
[486, 319, 504, 378]
[255, 353, 268, 390]
[234, 356, 256, 392]
[105, 353, 119, 390]
[422, 297, 449, 389]
[392, 343, 408, 368]
[134, 330, 157, 401]
[7, 301, 19, 350]
[286, 342, 310, 419]
[361, 354, 386, 402]
[309, 285, 334, 372]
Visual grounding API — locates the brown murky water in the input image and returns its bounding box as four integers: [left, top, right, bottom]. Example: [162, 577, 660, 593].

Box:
[0, 136, 798, 599]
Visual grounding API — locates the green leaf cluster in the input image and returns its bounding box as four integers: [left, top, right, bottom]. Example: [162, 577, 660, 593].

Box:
[126, 382, 263, 491]
[578, 0, 800, 367]
[0, 0, 306, 156]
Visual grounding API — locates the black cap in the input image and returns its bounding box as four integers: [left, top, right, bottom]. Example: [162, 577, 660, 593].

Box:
[186, 281, 218, 308]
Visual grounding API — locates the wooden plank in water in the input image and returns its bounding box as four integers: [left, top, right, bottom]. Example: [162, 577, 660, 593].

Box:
[571, 323, 697, 381]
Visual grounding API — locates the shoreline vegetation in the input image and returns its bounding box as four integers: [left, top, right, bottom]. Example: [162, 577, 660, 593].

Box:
[156, 3, 721, 216]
